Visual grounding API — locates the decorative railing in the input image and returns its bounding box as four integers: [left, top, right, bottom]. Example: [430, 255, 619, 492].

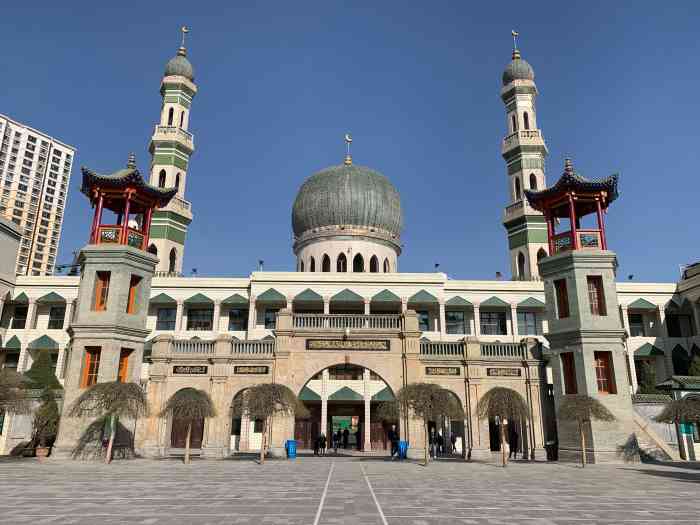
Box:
[577, 229, 601, 250]
[502, 129, 543, 151]
[172, 339, 215, 354]
[97, 225, 144, 249]
[171, 196, 191, 212]
[419, 341, 464, 357]
[154, 125, 193, 145]
[292, 314, 402, 330]
[154, 271, 183, 278]
[232, 340, 275, 356]
[552, 231, 573, 254]
[480, 342, 527, 359]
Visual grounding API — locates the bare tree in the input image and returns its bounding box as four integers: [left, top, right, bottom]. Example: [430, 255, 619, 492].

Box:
[557, 394, 615, 468]
[476, 387, 530, 467]
[0, 369, 31, 414]
[654, 396, 700, 425]
[232, 384, 308, 464]
[160, 388, 216, 464]
[69, 381, 149, 463]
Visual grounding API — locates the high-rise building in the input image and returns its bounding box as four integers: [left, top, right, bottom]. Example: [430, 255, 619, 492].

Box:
[0, 114, 76, 276]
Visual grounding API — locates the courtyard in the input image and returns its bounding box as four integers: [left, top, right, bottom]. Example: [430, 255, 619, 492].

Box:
[0, 456, 699, 524]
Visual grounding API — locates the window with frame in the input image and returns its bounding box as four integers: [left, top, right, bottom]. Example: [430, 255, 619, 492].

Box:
[253, 419, 264, 433]
[3, 352, 19, 370]
[560, 352, 577, 394]
[81, 347, 101, 388]
[264, 309, 279, 330]
[587, 276, 607, 316]
[126, 275, 142, 314]
[594, 351, 616, 394]
[187, 308, 213, 331]
[228, 308, 248, 331]
[48, 306, 65, 329]
[156, 308, 176, 330]
[446, 310, 467, 334]
[417, 310, 430, 331]
[480, 311, 507, 335]
[117, 349, 132, 383]
[517, 311, 539, 335]
[628, 313, 645, 337]
[93, 271, 110, 311]
[328, 364, 363, 380]
[11, 305, 28, 329]
[554, 279, 570, 319]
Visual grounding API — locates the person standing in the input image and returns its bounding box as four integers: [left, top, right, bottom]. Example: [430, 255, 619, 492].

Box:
[313, 434, 320, 456]
[450, 431, 457, 455]
[334, 430, 341, 454]
[355, 428, 362, 451]
[508, 421, 519, 460]
[429, 428, 438, 459]
[319, 433, 327, 456]
[342, 428, 349, 449]
[388, 424, 400, 460]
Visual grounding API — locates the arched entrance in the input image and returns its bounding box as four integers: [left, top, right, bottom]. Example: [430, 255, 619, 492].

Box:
[427, 389, 465, 457]
[170, 388, 205, 449]
[229, 388, 264, 452]
[296, 363, 396, 453]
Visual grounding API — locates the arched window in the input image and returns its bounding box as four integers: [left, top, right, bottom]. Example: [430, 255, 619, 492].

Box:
[529, 173, 537, 190]
[322, 254, 331, 272]
[537, 248, 547, 261]
[147, 244, 158, 255]
[175, 173, 180, 192]
[167, 107, 174, 126]
[369, 255, 379, 273]
[300, 260, 304, 272]
[517, 252, 526, 279]
[383, 258, 390, 273]
[514, 178, 521, 200]
[337, 253, 347, 273]
[179, 111, 184, 128]
[158, 169, 166, 188]
[169, 248, 177, 274]
[352, 253, 364, 272]
[523, 112, 530, 130]
[511, 114, 517, 132]
[309, 256, 315, 272]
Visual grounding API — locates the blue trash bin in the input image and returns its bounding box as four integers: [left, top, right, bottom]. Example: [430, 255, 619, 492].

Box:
[286, 439, 297, 459]
[398, 440, 408, 459]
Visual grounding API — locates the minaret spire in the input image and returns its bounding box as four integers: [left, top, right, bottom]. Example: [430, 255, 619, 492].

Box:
[179, 26, 190, 56]
[344, 133, 353, 166]
[511, 30, 520, 59]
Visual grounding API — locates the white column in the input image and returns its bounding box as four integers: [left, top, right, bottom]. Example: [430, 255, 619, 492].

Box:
[363, 368, 371, 452]
[401, 298, 408, 314]
[63, 300, 74, 329]
[657, 306, 667, 337]
[439, 301, 446, 334]
[364, 300, 370, 315]
[473, 305, 481, 336]
[26, 300, 37, 330]
[627, 345, 638, 393]
[247, 296, 256, 333]
[175, 300, 184, 332]
[621, 306, 631, 337]
[323, 297, 330, 315]
[510, 305, 519, 338]
[212, 300, 221, 333]
[321, 369, 329, 439]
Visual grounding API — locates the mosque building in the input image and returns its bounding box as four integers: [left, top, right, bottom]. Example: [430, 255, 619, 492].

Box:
[1, 31, 699, 462]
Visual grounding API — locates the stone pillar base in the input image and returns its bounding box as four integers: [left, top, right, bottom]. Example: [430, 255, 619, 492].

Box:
[136, 445, 166, 459]
[268, 446, 287, 458]
[201, 446, 229, 459]
[406, 447, 426, 461]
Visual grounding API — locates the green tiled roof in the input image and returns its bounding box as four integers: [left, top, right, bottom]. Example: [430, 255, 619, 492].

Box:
[627, 298, 657, 310]
[656, 376, 700, 390]
[222, 293, 248, 306]
[446, 296, 472, 307]
[299, 386, 321, 401]
[184, 293, 213, 306]
[257, 288, 287, 303]
[408, 290, 438, 304]
[634, 343, 664, 357]
[480, 296, 509, 308]
[28, 335, 59, 350]
[13, 292, 28, 304]
[518, 297, 545, 308]
[331, 289, 364, 303]
[371, 289, 401, 304]
[36, 292, 65, 304]
[150, 293, 176, 305]
[329, 386, 363, 401]
[4, 335, 21, 349]
[371, 387, 395, 401]
[294, 289, 323, 303]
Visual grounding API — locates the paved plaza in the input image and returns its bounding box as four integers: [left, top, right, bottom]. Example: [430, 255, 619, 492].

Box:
[0, 456, 699, 524]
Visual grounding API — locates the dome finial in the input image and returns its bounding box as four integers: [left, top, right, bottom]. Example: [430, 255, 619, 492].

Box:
[564, 157, 574, 174]
[511, 30, 521, 59]
[178, 25, 190, 57]
[127, 152, 136, 169]
[344, 133, 353, 166]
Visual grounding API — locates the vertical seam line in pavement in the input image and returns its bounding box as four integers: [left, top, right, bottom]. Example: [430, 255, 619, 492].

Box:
[361, 465, 389, 525]
[313, 461, 335, 525]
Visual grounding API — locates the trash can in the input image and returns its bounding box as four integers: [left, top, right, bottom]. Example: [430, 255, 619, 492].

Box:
[286, 439, 297, 459]
[398, 440, 408, 459]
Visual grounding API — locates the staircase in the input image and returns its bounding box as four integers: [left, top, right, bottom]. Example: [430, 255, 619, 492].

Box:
[633, 412, 680, 461]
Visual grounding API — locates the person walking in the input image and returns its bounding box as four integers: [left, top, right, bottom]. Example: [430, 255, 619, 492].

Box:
[319, 433, 327, 456]
[313, 434, 320, 456]
[342, 428, 349, 449]
[429, 428, 438, 459]
[334, 430, 341, 454]
[450, 431, 457, 455]
[508, 421, 519, 460]
[355, 428, 362, 451]
[388, 424, 400, 460]
[437, 430, 444, 457]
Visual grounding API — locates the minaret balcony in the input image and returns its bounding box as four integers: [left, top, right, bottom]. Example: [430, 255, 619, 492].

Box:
[153, 125, 194, 150]
[502, 199, 539, 222]
[501, 129, 547, 154]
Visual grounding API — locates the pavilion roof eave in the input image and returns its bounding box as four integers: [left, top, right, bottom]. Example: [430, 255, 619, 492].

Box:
[81, 166, 177, 207]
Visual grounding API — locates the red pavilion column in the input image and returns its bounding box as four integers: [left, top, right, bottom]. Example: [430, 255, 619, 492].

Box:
[142, 206, 153, 249]
[545, 210, 555, 255]
[568, 193, 578, 250]
[90, 192, 104, 244]
[596, 198, 607, 250]
[120, 192, 132, 245]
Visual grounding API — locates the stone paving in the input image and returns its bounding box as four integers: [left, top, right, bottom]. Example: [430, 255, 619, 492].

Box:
[0, 456, 699, 524]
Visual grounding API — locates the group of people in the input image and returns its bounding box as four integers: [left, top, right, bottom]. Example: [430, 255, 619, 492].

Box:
[428, 428, 458, 459]
[313, 428, 363, 456]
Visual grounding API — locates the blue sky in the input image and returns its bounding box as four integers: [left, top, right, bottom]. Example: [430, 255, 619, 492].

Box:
[3, 2, 699, 282]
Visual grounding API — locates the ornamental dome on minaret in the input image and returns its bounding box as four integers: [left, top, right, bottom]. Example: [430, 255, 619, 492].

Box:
[502, 49, 534, 86]
[165, 46, 194, 81]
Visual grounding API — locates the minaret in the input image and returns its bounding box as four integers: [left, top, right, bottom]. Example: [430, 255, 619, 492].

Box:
[147, 27, 197, 276]
[500, 32, 549, 280]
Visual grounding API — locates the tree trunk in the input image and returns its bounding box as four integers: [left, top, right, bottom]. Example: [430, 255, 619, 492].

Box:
[105, 414, 116, 464]
[500, 419, 507, 467]
[579, 420, 586, 468]
[423, 421, 429, 466]
[184, 422, 192, 465]
[260, 419, 267, 465]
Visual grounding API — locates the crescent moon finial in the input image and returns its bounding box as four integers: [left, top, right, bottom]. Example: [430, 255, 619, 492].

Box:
[344, 133, 353, 165]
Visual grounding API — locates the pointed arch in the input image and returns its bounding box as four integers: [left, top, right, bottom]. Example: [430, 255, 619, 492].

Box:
[672, 345, 690, 375]
[369, 255, 379, 273]
[511, 114, 517, 132]
[514, 178, 521, 200]
[158, 169, 166, 188]
[147, 244, 158, 256]
[383, 258, 390, 273]
[523, 112, 530, 130]
[167, 107, 174, 126]
[529, 173, 537, 190]
[179, 111, 184, 128]
[517, 252, 526, 279]
[322, 254, 331, 272]
[337, 253, 348, 272]
[352, 253, 364, 273]
[169, 248, 177, 274]
[309, 256, 315, 272]
[175, 173, 181, 192]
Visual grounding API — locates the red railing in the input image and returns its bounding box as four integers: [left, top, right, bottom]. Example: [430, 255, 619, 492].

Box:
[97, 225, 145, 249]
[551, 229, 602, 254]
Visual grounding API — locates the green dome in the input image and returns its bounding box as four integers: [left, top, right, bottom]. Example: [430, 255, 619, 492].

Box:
[502, 54, 534, 86]
[292, 164, 403, 239]
[165, 48, 194, 81]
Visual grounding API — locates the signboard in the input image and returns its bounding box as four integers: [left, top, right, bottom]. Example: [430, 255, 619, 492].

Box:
[306, 339, 390, 351]
[234, 365, 270, 375]
[173, 365, 208, 375]
[486, 368, 522, 377]
[426, 366, 460, 376]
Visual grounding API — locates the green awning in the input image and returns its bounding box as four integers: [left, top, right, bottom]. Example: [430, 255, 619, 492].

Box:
[481, 296, 509, 308]
[371, 289, 401, 304]
[408, 290, 438, 305]
[299, 386, 322, 401]
[28, 335, 59, 350]
[446, 296, 472, 307]
[222, 293, 249, 307]
[184, 293, 213, 306]
[634, 343, 664, 357]
[4, 335, 21, 350]
[518, 297, 545, 308]
[13, 292, 28, 304]
[150, 293, 176, 305]
[330, 289, 364, 303]
[371, 387, 395, 402]
[329, 386, 363, 401]
[36, 292, 66, 304]
[627, 298, 657, 310]
[257, 288, 287, 303]
[294, 289, 323, 303]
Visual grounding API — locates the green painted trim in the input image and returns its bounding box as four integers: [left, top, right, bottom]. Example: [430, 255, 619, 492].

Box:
[294, 289, 323, 302]
[184, 293, 213, 306]
[480, 296, 509, 308]
[150, 141, 193, 156]
[508, 228, 548, 249]
[152, 153, 188, 170]
[446, 296, 472, 307]
[151, 210, 192, 227]
[150, 293, 176, 305]
[507, 157, 545, 175]
[627, 298, 657, 310]
[331, 289, 364, 303]
[299, 386, 322, 401]
[329, 386, 363, 401]
[518, 296, 545, 308]
[222, 293, 249, 306]
[371, 289, 401, 304]
[28, 335, 59, 350]
[502, 144, 547, 162]
[258, 288, 286, 303]
[36, 292, 66, 304]
[371, 387, 395, 401]
[4, 335, 21, 349]
[13, 292, 28, 304]
[149, 225, 186, 244]
[408, 290, 438, 305]
[635, 343, 664, 357]
[504, 215, 547, 230]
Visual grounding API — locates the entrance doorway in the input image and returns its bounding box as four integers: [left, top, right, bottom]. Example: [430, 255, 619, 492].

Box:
[171, 417, 204, 448]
